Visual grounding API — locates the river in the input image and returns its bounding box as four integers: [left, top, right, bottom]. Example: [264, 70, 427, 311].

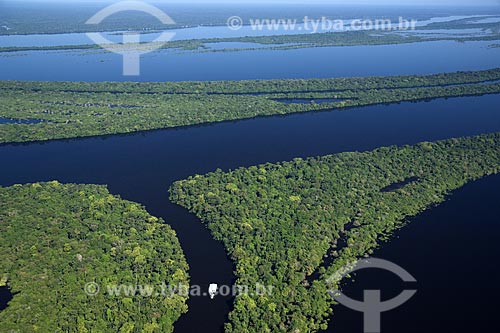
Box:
[1, 40, 500, 81]
[1, 94, 499, 332]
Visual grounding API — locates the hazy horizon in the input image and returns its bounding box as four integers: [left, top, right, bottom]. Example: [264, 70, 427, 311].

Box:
[3, 0, 500, 6]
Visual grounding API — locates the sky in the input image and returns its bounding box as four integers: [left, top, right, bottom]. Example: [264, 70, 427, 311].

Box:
[4, 0, 500, 5]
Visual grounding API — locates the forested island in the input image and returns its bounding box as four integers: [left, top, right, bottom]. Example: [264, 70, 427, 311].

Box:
[0, 182, 189, 333]
[169, 133, 500, 332]
[1, 68, 500, 144]
[1, 15, 499, 54]
[0, 25, 498, 54]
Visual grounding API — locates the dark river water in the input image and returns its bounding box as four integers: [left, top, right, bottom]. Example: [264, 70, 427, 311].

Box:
[0, 286, 13, 310]
[1, 94, 500, 332]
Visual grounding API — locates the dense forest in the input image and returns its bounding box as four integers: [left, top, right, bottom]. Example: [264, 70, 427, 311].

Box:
[170, 133, 500, 333]
[0, 182, 189, 333]
[1, 68, 500, 144]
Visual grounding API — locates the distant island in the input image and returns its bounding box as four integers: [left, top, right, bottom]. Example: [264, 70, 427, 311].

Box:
[1, 13, 499, 53]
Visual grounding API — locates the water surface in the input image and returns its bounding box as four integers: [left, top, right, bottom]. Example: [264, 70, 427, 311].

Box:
[0, 117, 42, 124]
[0, 286, 13, 311]
[273, 98, 344, 104]
[1, 40, 500, 81]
